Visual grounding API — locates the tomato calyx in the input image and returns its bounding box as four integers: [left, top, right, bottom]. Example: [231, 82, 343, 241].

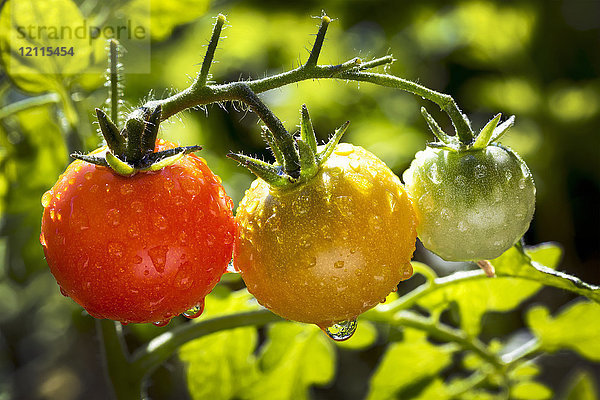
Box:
[228, 104, 349, 189]
[71, 105, 202, 176]
[421, 106, 515, 152]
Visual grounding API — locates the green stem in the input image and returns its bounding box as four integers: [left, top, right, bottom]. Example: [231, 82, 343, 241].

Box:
[195, 14, 227, 88]
[0, 93, 60, 120]
[131, 309, 281, 378]
[232, 83, 300, 178]
[337, 70, 474, 143]
[501, 338, 541, 365]
[109, 39, 120, 125]
[97, 320, 145, 400]
[387, 311, 504, 370]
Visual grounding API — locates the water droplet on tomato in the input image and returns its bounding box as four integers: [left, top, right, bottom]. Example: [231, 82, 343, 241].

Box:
[223, 231, 234, 245]
[440, 208, 450, 220]
[306, 256, 317, 268]
[369, 215, 382, 230]
[455, 175, 467, 186]
[320, 319, 357, 341]
[148, 245, 168, 273]
[226, 260, 239, 273]
[120, 183, 134, 195]
[505, 170, 512, 181]
[107, 209, 120, 226]
[153, 319, 171, 327]
[474, 165, 486, 179]
[131, 201, 144, 213]
[349, 159, 360, 172]
[183, 300, 205, 319]
[299, 234, 311, 248]
[386, 191, 397, 212]
[292, 195, 310, 217]
[59, 287, 69, 297]
[49, 209, 56, 221]
[335, 196, 353, 217]
[84, 172, 93, 180]
[153, 214, 168, 230]
[428, 164, 440, 184]
[518, 178, 526, 189]
[39, 233, 47, 246]
[334, 143, 354, 156]
[41, 191, 53, 207]
[134, 255, 143, 264]
[334, 260, 345, 269]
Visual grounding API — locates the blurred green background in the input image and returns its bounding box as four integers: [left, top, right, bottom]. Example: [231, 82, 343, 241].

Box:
[0, 0, 598, 399]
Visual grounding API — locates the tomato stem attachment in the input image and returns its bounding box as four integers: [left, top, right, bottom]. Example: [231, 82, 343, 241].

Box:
[74, 105, 202, 175]
[228, 104, 350, 190]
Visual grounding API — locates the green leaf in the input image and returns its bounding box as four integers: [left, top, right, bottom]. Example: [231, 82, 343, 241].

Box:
[509, 361, 540, 380]
[367, 329, 455, 400]
[565, 371, 599, 400]
[246, 322, 336, 400]
[497, 243, 600, 303]
[510, 381, 553, 400]
[179, 288, 262, 400]
[0, 0, 93, 93]
[120, 0, 211, 41]
[417, 244, 561, 336]
[526, 300, 600, 361]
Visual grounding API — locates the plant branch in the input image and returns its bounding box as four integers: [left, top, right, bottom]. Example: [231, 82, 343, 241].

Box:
[501, 338, 541, 365]
[305, 14, 331, 67]
[195, 14, 227, 88]
[131, 308, 281, 376]
[0, 93, 60, 120]
[109, 39, 120, 124]
[388, 311, 504, 370]
[97, 319, 145, 400]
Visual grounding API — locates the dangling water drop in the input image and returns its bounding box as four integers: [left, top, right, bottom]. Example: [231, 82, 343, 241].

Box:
[226, 259, 239, 273]
[153, 319, 171, 327]
[183, 301, 205, 319]
[320, 319, 358, 341]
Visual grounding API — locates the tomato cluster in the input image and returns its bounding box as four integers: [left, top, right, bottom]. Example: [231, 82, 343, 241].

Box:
[41, 105, 534, 334]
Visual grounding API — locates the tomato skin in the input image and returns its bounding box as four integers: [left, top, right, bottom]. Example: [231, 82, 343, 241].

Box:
[40, 140, 235, 325]
[233, 143, 418, 327]
[402, 144, 535, 261]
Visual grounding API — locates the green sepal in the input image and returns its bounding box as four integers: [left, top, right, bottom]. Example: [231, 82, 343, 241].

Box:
[106, 151, 136, 176]
[261, 126, 284, 166]
[297, 139, 318, 180]
[96, 108, 126, 155]
[421, 107, 455, 145]
[139, 146, 202, 171]
[316, 120, 350, 165]
[472, 113, 501, 150]
[426, 142, 459, 152]
[300, 104, 318, 154]
[70, 153, 110, 167]
[227, 152, 291, 188]
[141, 105, 162, 156]
[490, 115, 515, 143]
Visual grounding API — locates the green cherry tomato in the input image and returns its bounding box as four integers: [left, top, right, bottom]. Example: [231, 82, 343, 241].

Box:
[402, 143, 535, 261]
[233, 143, 418, 329]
